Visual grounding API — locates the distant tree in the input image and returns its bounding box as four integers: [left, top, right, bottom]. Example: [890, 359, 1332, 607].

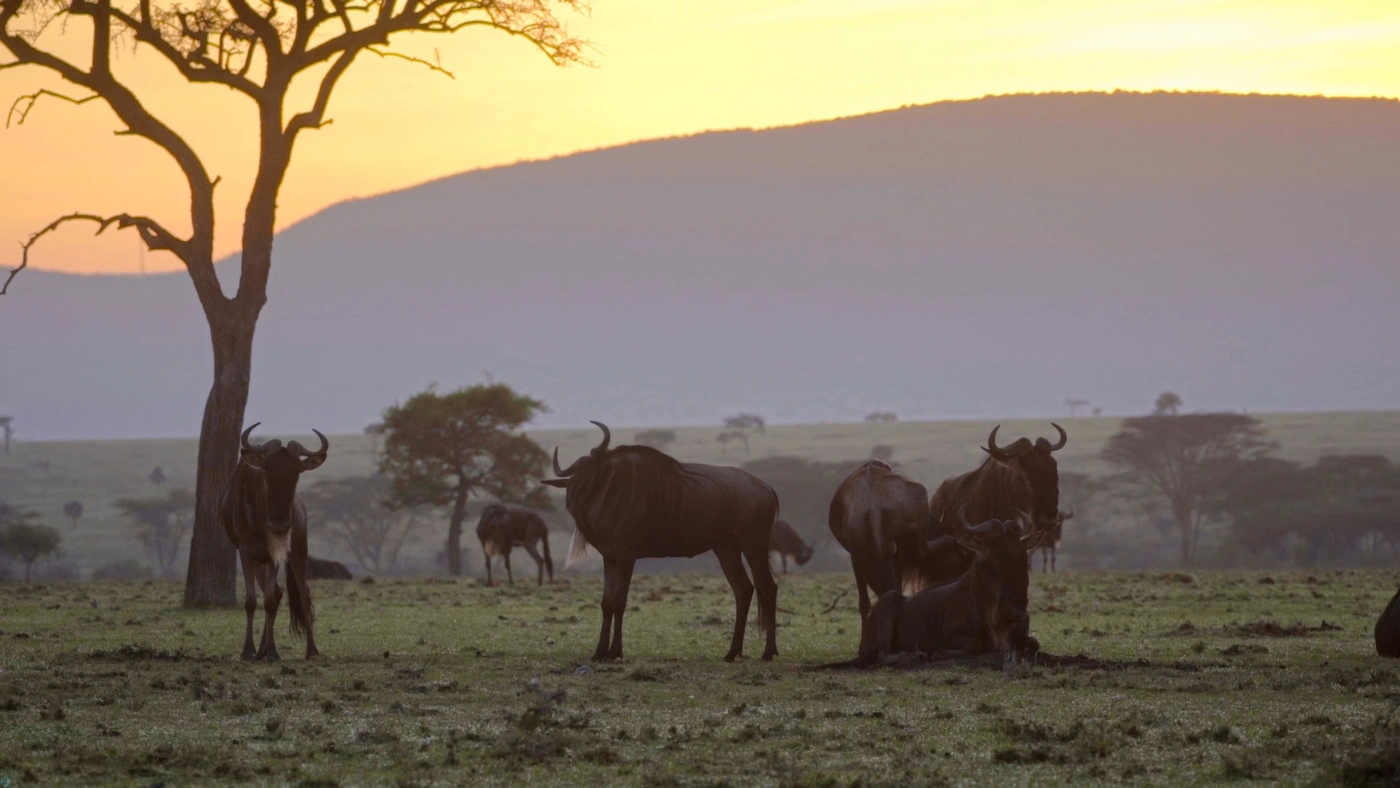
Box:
[724, 414, 766, 434]
[0, 505, 61, 580]
[91, 559, 154, 581]
[1102, 411, 1273, 566]
[1065, 398, 1091, 417]
[1092, 407, 1102, 418]
[303, 474, 427, 574]
[148, 466, 167, 490]
[377, 383, 551, 577]
[864, 412, 898, 424]
[1153, 392, 1183, 416]
[634, 429, 678, 451]
[115, 488, 194, 577]
[63, 500, 83, 530]
[742, 456, 853, 547]
[870, 444, 895, 462]
[0, 416, 12, 455]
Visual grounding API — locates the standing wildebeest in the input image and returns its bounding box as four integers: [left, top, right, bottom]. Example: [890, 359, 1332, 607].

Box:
[541, 421, 780, 662]
[476, 503, 555, 586]
[769, 519, 814, 573]
[928, 424, 1068, 539]
[307, 556, 353, 580]
[1376, 586, 1400, 658]
[1036, 509, 1073, 573]
[824, 506, 1045, 669]
[828, 460, 930, 626]
[222, 423, 327, 661]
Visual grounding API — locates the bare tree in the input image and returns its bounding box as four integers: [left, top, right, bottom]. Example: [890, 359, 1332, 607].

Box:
[303, 474, 426, 574]
[0, 416, 12, 455]
[63, 499, 83, 530]
[115, 488, 195, 577]
[1, 0, 586, 607]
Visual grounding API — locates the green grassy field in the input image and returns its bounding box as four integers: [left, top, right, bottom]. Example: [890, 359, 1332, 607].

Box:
[4, 411, 1400, 577]
[3, 569, 1400, 786]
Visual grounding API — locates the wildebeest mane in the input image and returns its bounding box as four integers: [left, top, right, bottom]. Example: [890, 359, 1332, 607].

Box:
[221, 459, 271, 540]
[930, 456, 1034, 535]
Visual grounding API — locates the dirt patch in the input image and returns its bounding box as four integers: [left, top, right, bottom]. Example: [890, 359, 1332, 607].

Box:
[1231, 621, 1343, 638]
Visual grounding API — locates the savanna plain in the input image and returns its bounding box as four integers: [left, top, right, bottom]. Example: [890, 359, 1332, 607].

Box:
[3, 569, 1400, 787]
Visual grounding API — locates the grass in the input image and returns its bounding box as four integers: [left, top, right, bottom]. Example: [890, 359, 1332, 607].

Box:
[4, 411, 1400, 576]
[3, 568, 1400, 786]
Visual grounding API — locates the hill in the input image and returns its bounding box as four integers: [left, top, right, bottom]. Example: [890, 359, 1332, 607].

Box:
[3, 91, 1399, 439]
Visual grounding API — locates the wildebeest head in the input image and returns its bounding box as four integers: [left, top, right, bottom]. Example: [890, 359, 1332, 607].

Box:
[540, 421, 613, 497]
[983, 423, 1067, 531]
[239, 423, 328, 533]
[952, 505, 1044, 650]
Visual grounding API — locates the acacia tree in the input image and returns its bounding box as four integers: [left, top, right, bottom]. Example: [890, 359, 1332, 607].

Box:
[63, 499, 83, 529]
[0, 0, 585, 606]
[303, 474, 426, 573]
[377, 383, 551, 576]
[1102, 409, 1273, 566]
[115, 487, 195, 576]
[0, 503, 61, 580]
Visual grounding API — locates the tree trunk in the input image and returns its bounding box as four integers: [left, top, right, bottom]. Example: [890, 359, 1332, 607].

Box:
[446, 489, 469, 576]
[1174, 509, 1194, 567]
[182, 315, 255, 607]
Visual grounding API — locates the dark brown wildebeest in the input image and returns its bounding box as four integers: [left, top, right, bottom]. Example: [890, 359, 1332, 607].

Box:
[1036, 509, 1072, 573]
[1376, 586, 1400, 658]
[476, 503, 555, 586]
[928, 424, 1068, 539]
[828, 460, 929, 626]
[769, 519, 814, 573]
[221, 423, 328, 661]
[823, 506, 1045, 669]
[541, 421, 780, 662]
[307, 556, 353, 580]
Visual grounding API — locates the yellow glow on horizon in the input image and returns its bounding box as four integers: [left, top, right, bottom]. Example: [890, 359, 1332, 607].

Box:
[2, 0, 1399, 275]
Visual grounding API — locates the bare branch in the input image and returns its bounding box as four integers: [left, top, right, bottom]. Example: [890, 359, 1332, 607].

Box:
[284, 47, 356, 137]
[6, 88, 99, 128]
[366, 44, 453, 78]
[2, 211, 185, 296]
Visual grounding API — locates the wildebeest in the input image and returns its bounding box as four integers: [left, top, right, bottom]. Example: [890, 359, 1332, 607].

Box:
[307, 556, 353, 580]
[541, 421, 780, 662]
[221, 423, 327, 661]
[828, 460, 929, 625]
[928, 424, 1067, 539]
[769, 519, 814, 573]
[1376, 586, 1400, 658]
[825, 506, 1044, 669]
[476, 503, 555, 586]
[1036, 509, 1073, 573]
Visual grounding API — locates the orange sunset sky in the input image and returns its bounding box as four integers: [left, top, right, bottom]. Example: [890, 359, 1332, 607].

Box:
[2, 0, 1399, 276]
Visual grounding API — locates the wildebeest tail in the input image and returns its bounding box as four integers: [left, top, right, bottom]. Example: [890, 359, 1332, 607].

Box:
[563, 528, 591, 571]
[856, 506, 898, 596]
[286, 523, 314, 640]
[541, 529, 555, 575]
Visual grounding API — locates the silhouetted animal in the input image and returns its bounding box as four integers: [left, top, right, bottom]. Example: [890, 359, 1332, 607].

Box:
[928, 424, 1067, 538]
[306, 557, 352, 580]
[1036, 509, 1072, 572]
[1376, 586, 1400, 658]
[476, 503, 554, 586]
[824, 506, 1045, 669]
[769, 519, 814, 573]
[828, 460, 929, 626]
[542, 421, 780, 662]
[221, 424, 327, 661]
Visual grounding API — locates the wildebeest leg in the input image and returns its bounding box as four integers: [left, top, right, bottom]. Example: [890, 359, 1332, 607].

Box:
[521, 541, 547, 587]
[742, 543, 780, 661]
[484, 553, 494, 587]
[1050, 546, 1057, 573]
[715, 547, 754, 662]
[239, 552, 258, 661]
[850, 556, 871, 629]
[504, 550, 514, 586]
[592, 556, 617, 661]
[607, 556, 636, 660]
[256, 563, 284, 662]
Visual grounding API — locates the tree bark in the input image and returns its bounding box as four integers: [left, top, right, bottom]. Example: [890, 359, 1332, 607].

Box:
[446, 488, 469, 576]
[183, 311, 256, 607]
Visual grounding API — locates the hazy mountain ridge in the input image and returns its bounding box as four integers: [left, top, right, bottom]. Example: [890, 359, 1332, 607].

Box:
[4, 91, 1399, 439]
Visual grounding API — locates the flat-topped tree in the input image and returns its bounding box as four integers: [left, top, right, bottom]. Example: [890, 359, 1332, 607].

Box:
[0, 0, 586, 606]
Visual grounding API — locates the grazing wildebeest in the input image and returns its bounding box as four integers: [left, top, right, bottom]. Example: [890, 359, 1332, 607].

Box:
[769, 519, 814, 573]
[824, 506, 1044, 669]
[221, 423, 327, 661]
[541, 421, 780, 662]
[476, 503, 555, 586]
[828, 460, 929, 626]
[1036, 509, 1073, 573]
[307, 556, 353, 580]
[1376, 586, 1400, 658]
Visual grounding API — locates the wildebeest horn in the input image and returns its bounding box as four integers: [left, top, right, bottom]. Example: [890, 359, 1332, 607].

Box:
[984, 425, 1012, 461]
[589, 420, 611, 456]
[957, 504, 1004, 536]
[295, 429, 328, 457]
[1049, 422, 1068, 451]
[552, 447, 567, 476]
[240, 422, 263, 452]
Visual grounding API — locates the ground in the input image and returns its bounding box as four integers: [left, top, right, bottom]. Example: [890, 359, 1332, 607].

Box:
[3, 569, 1400, 786]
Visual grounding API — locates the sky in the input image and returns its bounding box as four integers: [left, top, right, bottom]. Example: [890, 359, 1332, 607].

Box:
[2, 0, 1399, 276]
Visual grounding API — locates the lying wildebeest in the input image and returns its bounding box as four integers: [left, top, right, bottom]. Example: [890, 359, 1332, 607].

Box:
[824, 506, 1044, 669]
[1036, 509, 1072, 573]
[542, 421, 780, 662]
[307, 556, 353, 580]
[769, 519, 814, 573]
[222, 423, 327, 660]
[829, 460, 929, 625]
[1376, 586, 1400, 658]
[476, 503, 555, 586]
